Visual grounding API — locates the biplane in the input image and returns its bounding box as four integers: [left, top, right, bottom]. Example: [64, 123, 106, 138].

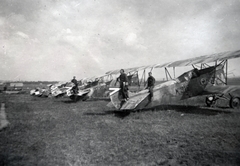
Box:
[30, 82, 72, 98]
[30, 87, 49, 97]
[30, 75, 113, 101]
[108, 50, 240, 111]
[66, 74, 113, 101]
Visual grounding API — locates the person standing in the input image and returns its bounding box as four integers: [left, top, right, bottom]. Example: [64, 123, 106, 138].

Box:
[71, 76, 78, 94]
[146, 72, 155, 102]
[117, 69, 129, 101]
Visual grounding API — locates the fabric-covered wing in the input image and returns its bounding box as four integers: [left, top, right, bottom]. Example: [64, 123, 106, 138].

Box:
[106, 50, 240, 74]
[120, 92, 149, 110]
[165, 50, 240, 67]
[106, 66, 148, 75]
[77, 89, 90, 96]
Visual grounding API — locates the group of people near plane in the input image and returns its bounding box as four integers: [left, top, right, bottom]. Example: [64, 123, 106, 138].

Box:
[71, 69, 156, 103]
[117, 69, 155, 102]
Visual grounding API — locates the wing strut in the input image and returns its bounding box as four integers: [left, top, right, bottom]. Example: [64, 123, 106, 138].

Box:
[225, 59, 228, 84]
[165, 67, 172, 80]
[198, 59, 228, 85]
[139, 69, 146, 87]
[173, 67, 175, 79]
[137, 71, 140, 87]
[150, 67, 154, 72]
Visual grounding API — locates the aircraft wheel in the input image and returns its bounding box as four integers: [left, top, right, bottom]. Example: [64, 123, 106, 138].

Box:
[206, 96, 215, 107]
[230, 97, 240, 109]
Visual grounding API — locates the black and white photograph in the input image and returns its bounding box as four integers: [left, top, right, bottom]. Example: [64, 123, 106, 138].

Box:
[0, 0, 240, 165]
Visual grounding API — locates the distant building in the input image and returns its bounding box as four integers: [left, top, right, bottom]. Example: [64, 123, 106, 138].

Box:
[0, 82, 24, 93]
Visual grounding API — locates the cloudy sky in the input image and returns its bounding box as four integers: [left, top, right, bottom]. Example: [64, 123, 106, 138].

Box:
[0, 0, 240, 81]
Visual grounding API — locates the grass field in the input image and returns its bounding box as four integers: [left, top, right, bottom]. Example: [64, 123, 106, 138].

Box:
[0, 92, 240, 166]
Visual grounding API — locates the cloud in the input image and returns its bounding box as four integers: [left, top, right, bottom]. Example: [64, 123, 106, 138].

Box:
[0, 0, 240, 81]
[16, 31, 29, 39]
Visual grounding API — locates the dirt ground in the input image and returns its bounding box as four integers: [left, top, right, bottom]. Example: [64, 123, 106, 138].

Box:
[0, 93, 240, 166]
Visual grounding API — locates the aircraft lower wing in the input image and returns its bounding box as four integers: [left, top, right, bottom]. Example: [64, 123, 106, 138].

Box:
[51, 88, 64, 97]
[66, 89, 89, 97]
[77, 89, 90, 96]
[120, 92, 149, 110]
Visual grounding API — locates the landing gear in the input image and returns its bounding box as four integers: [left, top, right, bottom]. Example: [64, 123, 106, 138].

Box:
[230, 97, 240, 109]
[206, 95, 216, 107]
[206, 94, 240, 110]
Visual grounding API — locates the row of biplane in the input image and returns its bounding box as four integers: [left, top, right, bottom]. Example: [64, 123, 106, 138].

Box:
[30, 50, 240, 110]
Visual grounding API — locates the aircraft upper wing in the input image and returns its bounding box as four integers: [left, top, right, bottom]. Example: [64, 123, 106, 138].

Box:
[165, 50, 240, 67]
[106, 66, 148, 75]
[106, 50, 240, 74]
[105, 64, 162, 75]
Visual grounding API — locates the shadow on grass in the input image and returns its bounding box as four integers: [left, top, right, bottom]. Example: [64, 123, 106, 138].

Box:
[139, 105, 232, 116]
[86, 98, 111, 101]
[83, 110, 131, 119]
[59, 97, 111, 104]
[62, 100, 79, 103]
[84, 105, 232, 118]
